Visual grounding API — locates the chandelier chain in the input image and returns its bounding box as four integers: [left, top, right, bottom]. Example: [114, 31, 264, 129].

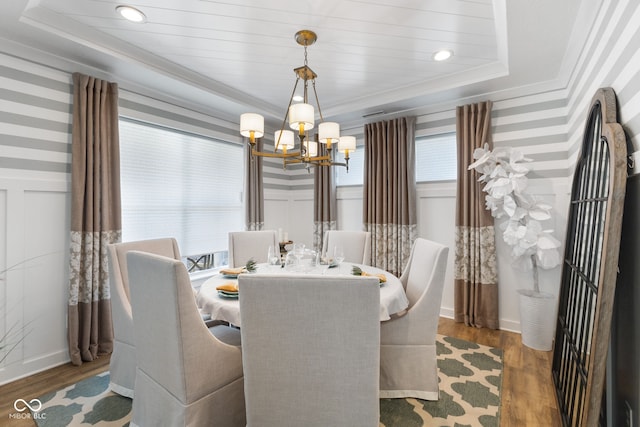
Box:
[312, 80, 324, 122]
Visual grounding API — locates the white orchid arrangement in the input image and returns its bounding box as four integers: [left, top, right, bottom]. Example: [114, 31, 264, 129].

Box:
[468, 144, 561, 292]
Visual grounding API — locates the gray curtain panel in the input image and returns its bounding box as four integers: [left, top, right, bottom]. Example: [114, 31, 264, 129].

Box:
[313, 142, 337, 252]
[454, 101, 499, 329]
[245, 139, 264, 231]
[68, 72, 120, 365]
[363, 117, 417, 277]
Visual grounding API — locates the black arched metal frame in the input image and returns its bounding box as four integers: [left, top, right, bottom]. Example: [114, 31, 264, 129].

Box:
[552, 88, 627, 426]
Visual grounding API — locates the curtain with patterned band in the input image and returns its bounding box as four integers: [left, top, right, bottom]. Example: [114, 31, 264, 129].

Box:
[454, 101, 499, 329]
[363, 117, 417, 277]
[68, 72, 120, 365]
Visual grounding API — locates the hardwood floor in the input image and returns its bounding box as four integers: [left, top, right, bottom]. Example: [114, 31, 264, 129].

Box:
[0, 317, 561, 426]
[438, 317, 562, 426]
[0, 355, 110, 427]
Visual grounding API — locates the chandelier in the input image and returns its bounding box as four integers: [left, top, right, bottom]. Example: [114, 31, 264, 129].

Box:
[239, 30, 355, 171]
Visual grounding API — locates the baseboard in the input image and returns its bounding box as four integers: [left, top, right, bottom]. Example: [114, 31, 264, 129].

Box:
[0, 350, 70, 386]
[440, 308, 522, 334]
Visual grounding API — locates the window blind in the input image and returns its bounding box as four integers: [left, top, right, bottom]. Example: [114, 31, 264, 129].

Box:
[119, 118, 244, 256]
[335, 133, 457, 186]
[415, 133, 457, 182]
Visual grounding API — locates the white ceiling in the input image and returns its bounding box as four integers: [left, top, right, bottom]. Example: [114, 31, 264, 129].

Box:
[0, 0, 588, 127]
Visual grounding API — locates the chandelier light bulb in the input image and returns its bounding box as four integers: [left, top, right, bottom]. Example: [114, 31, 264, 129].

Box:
[338, 136, 356, 154]
[288, 103, 314, 135]
[274, 130, 295, 151]
[240, 113, 264, 143]
[319, 122, 340, 148]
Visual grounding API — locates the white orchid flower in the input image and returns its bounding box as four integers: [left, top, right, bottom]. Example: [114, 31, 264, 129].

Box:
[536, 236, 562, 268]
[484, 177, 513, 198]
[489, 164, 509, 179]
[528, 208, 552, 221]
[508, 150, 532, 174]
[468, 144, 494, 171]
[511, 206, 529, 221]
[468, 145, 561, 276]
[484, 195, 504, 217]
[502, 221, 526, 245]
[510, 175, 528, 193]
[502, 194, 517, 217]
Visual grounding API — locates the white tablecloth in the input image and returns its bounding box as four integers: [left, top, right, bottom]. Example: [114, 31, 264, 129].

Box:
[196, 263, 409, 327]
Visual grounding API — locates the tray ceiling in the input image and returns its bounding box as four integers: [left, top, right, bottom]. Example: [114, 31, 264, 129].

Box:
[0, 0, 587, 125]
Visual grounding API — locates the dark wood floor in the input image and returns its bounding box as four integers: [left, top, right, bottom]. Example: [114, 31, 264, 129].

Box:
[0, 317, 561, 426]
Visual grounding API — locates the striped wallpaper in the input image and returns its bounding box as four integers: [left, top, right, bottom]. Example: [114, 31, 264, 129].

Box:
[266, 91, 572, 192]
[0, 53, 72, 182]
[2, 0, 640, 189]
[415, 91, 570, 182]
[565, 0, 640, 174]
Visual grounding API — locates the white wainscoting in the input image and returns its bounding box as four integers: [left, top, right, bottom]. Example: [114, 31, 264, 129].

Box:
[264, 189, 315, 248]
[0, 178, 567, 385]
[0, 177, 71, 385]
[266, 178, 569, 333]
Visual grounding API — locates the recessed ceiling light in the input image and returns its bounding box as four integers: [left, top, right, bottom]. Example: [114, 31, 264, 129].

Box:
[433, 50, 453, 61]
[116, 5, 147, 23]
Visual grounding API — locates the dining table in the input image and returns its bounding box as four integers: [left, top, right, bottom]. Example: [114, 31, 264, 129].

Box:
[196, 262, 409, 328]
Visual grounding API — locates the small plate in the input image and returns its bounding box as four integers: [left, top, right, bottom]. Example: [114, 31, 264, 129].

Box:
[218, 291, 239, 299]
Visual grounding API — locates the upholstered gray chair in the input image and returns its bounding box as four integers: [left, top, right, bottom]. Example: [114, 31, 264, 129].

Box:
[322, 230, 372, 265]
[107, 237, 234, 398]
[379, 237, 449, 400]
[107, 238, 182, 398]
[127, 251, 245, 427]
[227, 230, 279, 268]
[239, 274, 381, 427]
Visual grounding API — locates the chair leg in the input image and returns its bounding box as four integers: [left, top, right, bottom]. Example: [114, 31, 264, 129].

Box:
[205, 319, 229, 328]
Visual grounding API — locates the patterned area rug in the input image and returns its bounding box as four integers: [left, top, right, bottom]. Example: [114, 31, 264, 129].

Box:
[380, 335, 503, 426]
[34, 372, 131, 426]
[33, 335, 501, 426]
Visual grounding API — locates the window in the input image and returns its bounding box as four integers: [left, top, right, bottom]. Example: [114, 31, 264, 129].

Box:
[119, 119, 244, 263]
[415, 133, 457, 182]
[335, 133, 457, 186]
[335, 148, 364, 186]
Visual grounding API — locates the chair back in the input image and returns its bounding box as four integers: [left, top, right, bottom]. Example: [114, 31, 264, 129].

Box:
[106, 237, 181, 397]
[400, 238, 449, 323]
[228, 230, 279, 267]
[322, 230, 372, 265]
[127, 251, 243, 402]
[239, 274, 380, 427]
[109, 237, 180, 302]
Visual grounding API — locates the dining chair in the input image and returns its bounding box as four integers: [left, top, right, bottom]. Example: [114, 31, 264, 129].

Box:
[107, 237, 235, 398]
[227, 230, 279, 268]
[322, 230, 371, 265]
[127, 251, 245, 427]
[379, 237, 449, 400]
[239, 274, 381, 427]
